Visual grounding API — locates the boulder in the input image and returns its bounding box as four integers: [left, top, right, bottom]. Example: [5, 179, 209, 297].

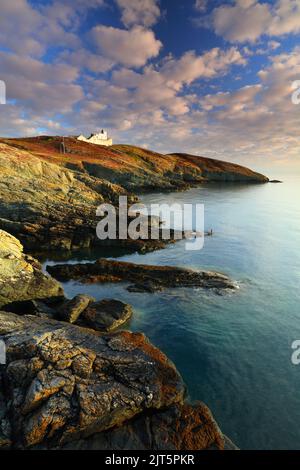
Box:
[0, 230, 62, 308]
[58, 294, 94, 324]
[81, 299, 133, 332]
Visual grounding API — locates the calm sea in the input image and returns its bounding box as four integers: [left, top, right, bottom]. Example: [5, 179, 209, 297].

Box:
[45, 176, 300, 450]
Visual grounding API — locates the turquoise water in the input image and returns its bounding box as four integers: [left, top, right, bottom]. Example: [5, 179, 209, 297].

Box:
[45, 177, 300, 450]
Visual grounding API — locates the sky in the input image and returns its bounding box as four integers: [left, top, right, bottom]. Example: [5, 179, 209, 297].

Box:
[0, 0, 300, 173]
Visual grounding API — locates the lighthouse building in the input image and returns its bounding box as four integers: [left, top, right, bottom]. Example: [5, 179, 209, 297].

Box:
[77, 129, 113, 147]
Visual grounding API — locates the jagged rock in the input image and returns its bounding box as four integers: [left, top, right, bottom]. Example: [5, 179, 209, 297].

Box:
[57, 295, 94, 324]
[0, 312, 186, 449]
[81, 299, 133, 332]
[61, 402, 225, 450]
[47, 258, 237, 292]
[0, 230, 62, 308]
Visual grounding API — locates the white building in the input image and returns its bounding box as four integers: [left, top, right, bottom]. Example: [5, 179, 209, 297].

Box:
[77, 130, 113, 147]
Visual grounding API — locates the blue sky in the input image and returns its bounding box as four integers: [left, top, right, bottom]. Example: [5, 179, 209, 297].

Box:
[0, 0, 300, 172]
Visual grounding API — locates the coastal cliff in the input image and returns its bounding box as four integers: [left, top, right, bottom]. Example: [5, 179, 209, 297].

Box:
[0, 137, 268, 252]
[1, 137, 268, 192]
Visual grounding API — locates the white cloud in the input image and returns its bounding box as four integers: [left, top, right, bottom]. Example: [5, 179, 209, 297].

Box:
[195, 0, 208, 13]
[161, 48, 246, 85]
[60, 49, 115, 74]
[209, 0, 300, 43]
[90, 25, 162, 67]
[0, 0, 80, 57]
[0, 0, 299, 170]
[268, 0, 300, 36]
[108, 47, 246, 118]
[268, 40, 281, 50]
[0, 52, 83, 113]
[115, 0, 161, 27]
[213, 1, 272, 43]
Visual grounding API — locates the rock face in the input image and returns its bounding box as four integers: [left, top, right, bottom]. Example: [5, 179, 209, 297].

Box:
[47, 258, 237, 292]
[0, 312, 228, 450]
[0, 142, 177, 254]
[62, 402, 225, 450]
[0, 230, 62, 308]
[0, 142, 127, 252]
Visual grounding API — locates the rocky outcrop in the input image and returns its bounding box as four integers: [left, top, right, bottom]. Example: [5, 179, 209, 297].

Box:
[0, 142, 129, 252]
[0, 230, 62, 308]
[2, 137, 267, 190]
[0, 138, 268, 252]
[0, 142, 180, 254]
[0, 312, 228, 450]
[47, 258, 237, 292]
[3, 295, 133, 333]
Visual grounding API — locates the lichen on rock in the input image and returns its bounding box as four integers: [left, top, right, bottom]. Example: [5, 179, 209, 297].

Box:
[0, 230, 62, 308]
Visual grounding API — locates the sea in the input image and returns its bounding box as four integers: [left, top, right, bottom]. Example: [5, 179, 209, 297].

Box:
[44, 175, 300, 450]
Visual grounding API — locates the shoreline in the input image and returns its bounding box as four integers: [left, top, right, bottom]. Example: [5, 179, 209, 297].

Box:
[0, 138, 270, 450]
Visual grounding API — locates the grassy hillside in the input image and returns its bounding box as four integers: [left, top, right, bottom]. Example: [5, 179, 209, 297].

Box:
[0, 136, 269, 191]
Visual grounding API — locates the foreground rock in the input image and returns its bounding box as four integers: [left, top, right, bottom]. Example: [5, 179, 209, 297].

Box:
[0, 312, 228, 450]
[47, 258, 236, 292]
[0, 230, 62, 308]
[62, 402, 225, 450]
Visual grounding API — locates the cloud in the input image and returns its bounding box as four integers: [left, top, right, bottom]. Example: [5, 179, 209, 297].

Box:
[90, 25, 162, 67]
[0, 52, 83, 113]
[179, 46, 300, 164]
[60, 49, 115, 74]
[160, 47, 246, 85]
[115, 0, 161, 27]
[0, 0, 80, 57]
[268, 0, 300, 36]
[79, 46, 300, 167]
[0, 0, 299, 170]
[194, 0, 208, 13]
[207, 0, 300, 43]
[108, 47, 246, 118]
[212, 1, 272, 43]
